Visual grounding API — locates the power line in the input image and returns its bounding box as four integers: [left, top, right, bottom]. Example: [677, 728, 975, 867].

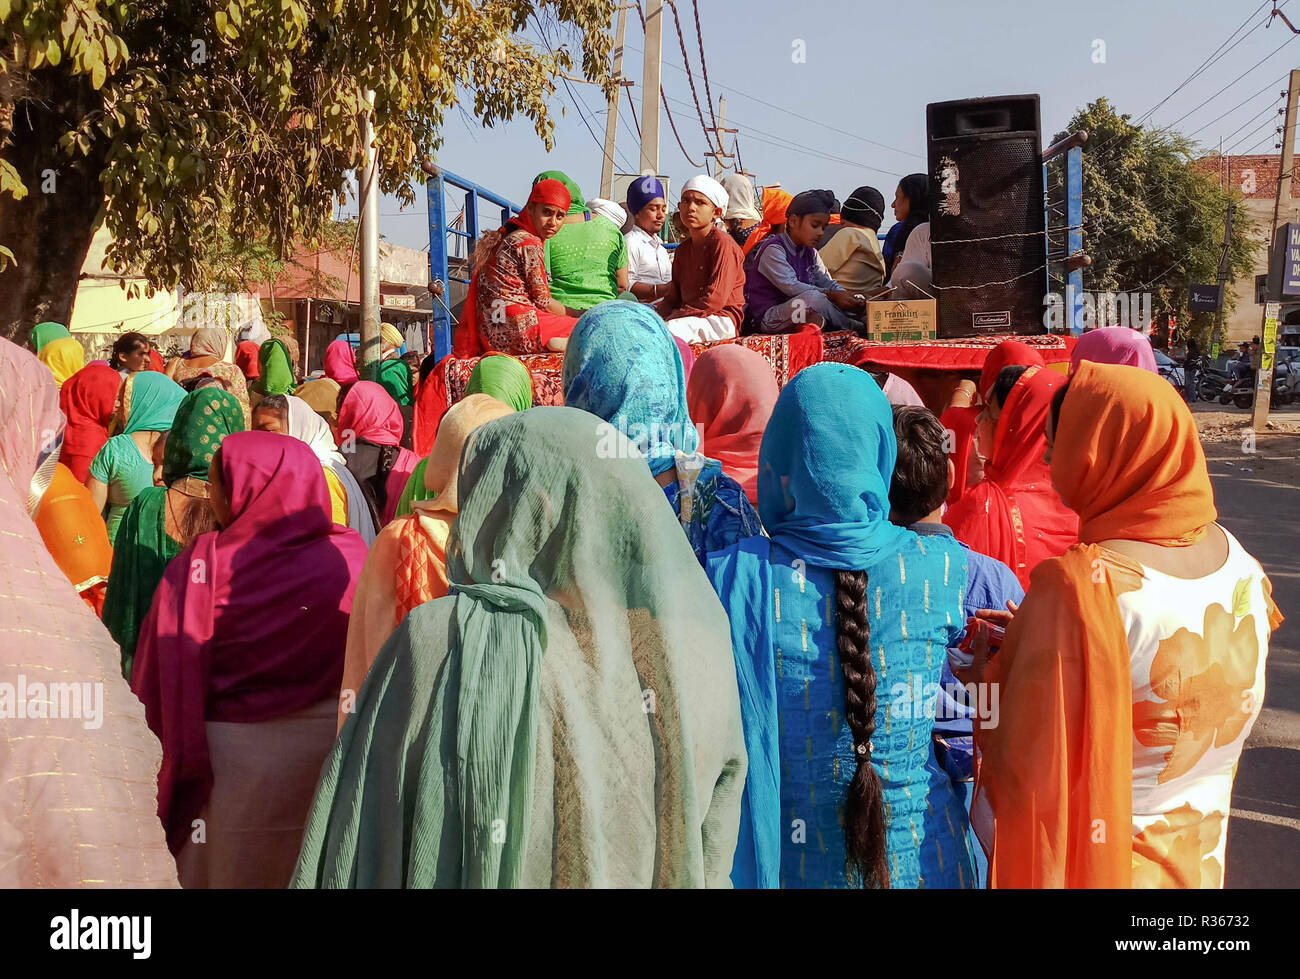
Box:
[1218, 94, 1284, 145]
[1135, 1, 1272, 126]
[686, 0, 719, 132]
[1164, 32, 1299, 131]
[623, 42, 923, 161]
[663, 93, 904, 178]
[1091, 2, 1277, 158]
[1187, 74, 1286, 137]
[533, 14, 637, 175]
[657, 0, 714, 146]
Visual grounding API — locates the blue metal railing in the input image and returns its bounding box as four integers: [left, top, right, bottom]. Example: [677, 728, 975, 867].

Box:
[1043, 132, 1087, 335]
[425, 165, 521, 361]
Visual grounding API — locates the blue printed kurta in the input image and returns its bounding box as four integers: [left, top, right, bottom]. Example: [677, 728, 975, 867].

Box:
[769, 534, 978, 888]
[663, 456, 762, 567]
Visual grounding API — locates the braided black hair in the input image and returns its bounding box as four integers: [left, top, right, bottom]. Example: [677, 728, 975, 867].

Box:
[834, 568, 890, 888]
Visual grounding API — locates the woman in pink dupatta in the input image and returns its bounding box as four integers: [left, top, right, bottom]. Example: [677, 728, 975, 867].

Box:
[686, 344, 778, 505]
[131, 430, 367, 887]
[0, 339, 176, 887]
[337, 380, 418, 526]
[323, 338, 360, 386]
[1070, 326, 1158, 374]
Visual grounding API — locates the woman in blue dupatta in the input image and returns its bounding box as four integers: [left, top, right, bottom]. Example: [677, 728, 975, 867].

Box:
[706, 363, 977, 889]
[562, 300, 761, 565]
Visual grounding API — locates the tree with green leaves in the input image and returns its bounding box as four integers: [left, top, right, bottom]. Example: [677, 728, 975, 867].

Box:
[1053, 98, 1256, 344]
[0, 0, 613, 343]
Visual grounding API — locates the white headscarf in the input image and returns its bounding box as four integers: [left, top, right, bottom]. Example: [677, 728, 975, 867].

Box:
[286, 394, 377, 545]
[681, 174, 728, 212]
[720, 174, 760, 222]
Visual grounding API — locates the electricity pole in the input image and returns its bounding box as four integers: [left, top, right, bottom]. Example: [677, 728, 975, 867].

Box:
[1210, 201, 1234, 358]
[358, 88, 381, 380]
[599, 4, 629, 199]
[1254, 68, 1300, 430]
[707, 96, 736, 177]
[639, 0, 663, 173]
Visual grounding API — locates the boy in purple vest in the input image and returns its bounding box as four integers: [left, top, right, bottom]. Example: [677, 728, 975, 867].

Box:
[743, 189, 867, 334]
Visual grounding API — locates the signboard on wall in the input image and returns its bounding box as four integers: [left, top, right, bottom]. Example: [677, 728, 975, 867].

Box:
[1282, 222, 1300, 297]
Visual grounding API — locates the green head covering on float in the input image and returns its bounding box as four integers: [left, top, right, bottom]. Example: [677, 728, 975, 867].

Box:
[252, 339, 297, 397]
[466, 354, 532, 412]
[30, 321, 71, 353]
[532, 170, 586, 216]
[394, 355, 532, 517]
[292, 406, 741, 888]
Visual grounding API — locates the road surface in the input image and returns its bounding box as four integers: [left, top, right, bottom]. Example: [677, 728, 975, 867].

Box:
[1205, 427, 1300, 889]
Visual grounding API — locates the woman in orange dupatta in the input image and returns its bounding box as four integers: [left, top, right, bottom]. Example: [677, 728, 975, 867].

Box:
[970, 362, 1282, 888]
[337, 393, 514, 729]
[946, 365, 1078, 589]
[34, 463, 114, 616]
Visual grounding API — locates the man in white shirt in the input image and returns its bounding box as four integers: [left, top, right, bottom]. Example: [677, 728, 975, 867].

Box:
[623, 175, 674, 303]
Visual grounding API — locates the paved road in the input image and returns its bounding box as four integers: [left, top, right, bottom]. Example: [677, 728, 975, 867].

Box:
[1205, 434, 1300, 888]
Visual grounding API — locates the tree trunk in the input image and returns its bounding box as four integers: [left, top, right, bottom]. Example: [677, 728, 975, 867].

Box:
[0, 82, 105, 346]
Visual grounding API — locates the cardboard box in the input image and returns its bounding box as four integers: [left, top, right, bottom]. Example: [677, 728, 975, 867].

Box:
[865, 299, 937, 343]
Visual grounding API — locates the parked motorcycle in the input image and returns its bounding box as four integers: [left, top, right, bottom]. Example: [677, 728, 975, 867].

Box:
[1220, 369, 1289, 409]
[1195, 358, 1230, 402]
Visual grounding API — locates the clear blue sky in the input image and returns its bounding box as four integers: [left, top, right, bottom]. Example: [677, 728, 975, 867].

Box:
[369, 0, 1300, 252]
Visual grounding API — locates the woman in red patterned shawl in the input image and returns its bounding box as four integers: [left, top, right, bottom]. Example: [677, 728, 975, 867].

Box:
[455, 178, 578, 357]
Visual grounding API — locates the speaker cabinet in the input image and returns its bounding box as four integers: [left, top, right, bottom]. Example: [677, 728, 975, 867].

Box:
[926, 95, 1046, 337]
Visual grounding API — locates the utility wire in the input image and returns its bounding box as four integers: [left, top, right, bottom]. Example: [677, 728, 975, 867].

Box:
[623, 43, 922, 161]
[1187, 74, 1286, 136]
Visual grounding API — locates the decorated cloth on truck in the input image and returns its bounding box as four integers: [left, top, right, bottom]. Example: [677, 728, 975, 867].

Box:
[414, 328, 1069, 454]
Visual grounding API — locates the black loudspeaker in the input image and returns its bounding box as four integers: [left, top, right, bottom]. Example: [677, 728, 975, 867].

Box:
[926, 94, 1046, 337]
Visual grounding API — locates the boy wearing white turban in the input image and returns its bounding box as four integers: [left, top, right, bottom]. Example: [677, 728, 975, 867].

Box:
[657, 174, 745, 343]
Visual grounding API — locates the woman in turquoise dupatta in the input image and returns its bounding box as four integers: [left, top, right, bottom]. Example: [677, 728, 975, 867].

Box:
[706, 364, 977, 889]
[561, 300, 761, 565]
[103, 388, 244, 678]
[293, 407, 746, 887]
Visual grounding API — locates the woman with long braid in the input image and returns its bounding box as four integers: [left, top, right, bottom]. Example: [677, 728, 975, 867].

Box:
[708, 364, 977, 888]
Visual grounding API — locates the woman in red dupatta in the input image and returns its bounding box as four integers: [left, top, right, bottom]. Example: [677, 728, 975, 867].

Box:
[946, 365, 1078, 589]
[455, 178, 577, 358]
[58, 362, 121, 483]
[131, 430, 367, 887]
[686, 344, 778, 505]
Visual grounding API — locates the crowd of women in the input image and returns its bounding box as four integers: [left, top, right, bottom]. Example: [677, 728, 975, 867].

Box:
[1, 181, 1282, 888]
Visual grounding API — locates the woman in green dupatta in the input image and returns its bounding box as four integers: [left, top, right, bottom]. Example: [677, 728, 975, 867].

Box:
[394, 354, 534, 517]
[293, 406, 746, 888]
[248, 337, 298, 409]
[103, 387, 245, 679]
